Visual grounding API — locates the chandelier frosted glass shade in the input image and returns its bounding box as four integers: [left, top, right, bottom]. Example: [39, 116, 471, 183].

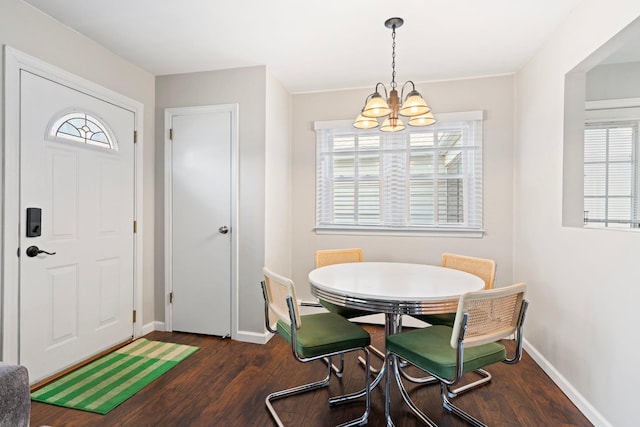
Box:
[361, 93, 391, 118]
[408, 111, 436, 126]
[353, 113, 380, 129]
[380, 117, 405, 132]
[399, 90, 431, 117]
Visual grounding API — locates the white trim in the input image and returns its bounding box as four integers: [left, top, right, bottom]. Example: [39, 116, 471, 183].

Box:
[585, 98, 640, 123]
[585, 108, 640, 122]
[236, 330, 274, 345]
[164, 104, 239, 340]
[314, 112, 484, 234]
[523, 339, 612, 427]
[2, 46, 144, 362]
[141, 321, 165, 336]
[586, 98, 640, 111]
[314, 226, 484, 238]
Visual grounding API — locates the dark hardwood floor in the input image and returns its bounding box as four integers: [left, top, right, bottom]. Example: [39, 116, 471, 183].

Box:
[31, 325, 592, 426]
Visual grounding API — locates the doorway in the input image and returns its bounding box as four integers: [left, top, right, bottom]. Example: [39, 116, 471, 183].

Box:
[2, 47, 144, 383]
[164, 105, 238, 337]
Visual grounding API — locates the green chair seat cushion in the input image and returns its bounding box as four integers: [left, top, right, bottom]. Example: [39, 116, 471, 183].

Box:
[386, 325, 506, 381]
[277, 313, 371, 359]
[319, 300, 371, 320]
[413, 312, 456, 327]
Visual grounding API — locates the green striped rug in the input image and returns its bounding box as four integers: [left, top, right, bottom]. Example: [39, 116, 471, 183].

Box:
[31, 338, 199, 414]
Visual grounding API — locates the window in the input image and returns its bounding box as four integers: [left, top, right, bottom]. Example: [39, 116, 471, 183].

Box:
[49, 112, 116, 150]
[584, 120, 640, 228]
[315, 111, 483, 234]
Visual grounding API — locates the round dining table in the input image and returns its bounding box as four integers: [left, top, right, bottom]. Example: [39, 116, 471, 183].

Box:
[308, 261, 485, 413]
[308, 261, 485, 316]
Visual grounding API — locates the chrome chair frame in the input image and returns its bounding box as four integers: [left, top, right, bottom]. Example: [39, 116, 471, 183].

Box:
[261, 281, 371, 427]
[402, 253, 498, 397]
[386, 288, 529, 427]
[314, 248, 385, 378]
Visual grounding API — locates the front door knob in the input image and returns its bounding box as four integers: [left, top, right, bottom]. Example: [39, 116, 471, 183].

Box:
[25, 245, 57, 257]
[218, 226, 229, 234]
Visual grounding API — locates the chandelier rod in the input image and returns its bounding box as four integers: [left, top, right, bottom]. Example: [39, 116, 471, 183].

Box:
[385, 17, 403, 89]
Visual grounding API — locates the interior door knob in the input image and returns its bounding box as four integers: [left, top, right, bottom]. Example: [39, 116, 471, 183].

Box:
[25, 245, 57, 257]
[218, 226, 229, 234]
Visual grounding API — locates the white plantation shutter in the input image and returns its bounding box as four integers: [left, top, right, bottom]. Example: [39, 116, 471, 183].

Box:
[584, 121, 639, 228]
[315, 112, 483, 234]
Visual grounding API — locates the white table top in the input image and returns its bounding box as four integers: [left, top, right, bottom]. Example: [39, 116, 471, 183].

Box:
[308, 262, 485, 314]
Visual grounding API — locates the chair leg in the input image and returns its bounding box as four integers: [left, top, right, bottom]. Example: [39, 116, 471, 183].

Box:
[267, 349, 370, 427]
[357, 344, 386, 375]
[329, 348, 371, 427]
[399, 364, 491, 395]
[324, 354, 345, 378]
[440, 382, 487, 427]
[446, 368, 491, 397]
[328, 347, 371, 405]
[398, 364, 439, 385]
[389, 354, 438, 427]
[266, 361, 332, 427]
[332, 345, 388, 405]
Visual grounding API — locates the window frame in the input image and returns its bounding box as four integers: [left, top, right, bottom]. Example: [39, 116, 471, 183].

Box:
[47, 111, 118, 151]
[314, 111, 484, 237]
[583, 117, 640, 229]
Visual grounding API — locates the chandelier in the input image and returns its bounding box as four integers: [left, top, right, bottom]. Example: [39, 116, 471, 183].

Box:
[353, 17, 435, 132]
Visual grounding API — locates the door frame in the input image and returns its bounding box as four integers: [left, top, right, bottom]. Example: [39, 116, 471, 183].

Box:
[1, 46, 145, 363]
[164, 105, 239, 338]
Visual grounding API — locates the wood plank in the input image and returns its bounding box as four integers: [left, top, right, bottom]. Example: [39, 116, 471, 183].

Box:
[30, 327, 593, 426]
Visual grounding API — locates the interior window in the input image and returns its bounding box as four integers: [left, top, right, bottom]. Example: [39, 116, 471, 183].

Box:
[584, 121, 639, 228]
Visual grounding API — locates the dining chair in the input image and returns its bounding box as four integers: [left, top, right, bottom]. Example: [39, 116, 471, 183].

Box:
[416, 253, 496, 326]
[406, 253, 497, 396]
[261, 267, 371, 427]
[386, 283, 529, 427]
[315, 248, 367, 320]
[315, 248, 385, 376]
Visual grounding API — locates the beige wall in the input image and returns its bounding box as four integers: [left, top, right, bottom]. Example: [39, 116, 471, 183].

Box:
[515, 1, 640, 426]
[0, 0, 156, 328]
[290, 75, 516, 301]
[265, 71, 293, 276]
[155, 66, 271, 338]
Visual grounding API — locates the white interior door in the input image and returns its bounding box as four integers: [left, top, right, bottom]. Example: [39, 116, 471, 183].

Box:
[19, 71, 135, 382]
[168, 107, 232, 336]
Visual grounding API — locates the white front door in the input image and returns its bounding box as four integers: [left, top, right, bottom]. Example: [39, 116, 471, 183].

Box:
[166, 106, 233, 336]
[19, 71, 135, 382]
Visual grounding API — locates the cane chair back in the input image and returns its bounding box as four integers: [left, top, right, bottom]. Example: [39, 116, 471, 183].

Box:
[263, 268, 301, 329]
[315, 248, 364, 267]
[441, 253, 496, 290]
[386, 283, 528, 426]
[451, 282, 526, 348]
[315, 248, 368, 320]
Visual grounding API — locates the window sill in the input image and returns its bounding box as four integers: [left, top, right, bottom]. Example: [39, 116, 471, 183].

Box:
[314, 226, 485, 238]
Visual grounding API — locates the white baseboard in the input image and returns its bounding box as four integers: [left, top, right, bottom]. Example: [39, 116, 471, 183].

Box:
[141, 321, 165, 336]
[235, 330, 273, 345]
[523, 338, 611, 427]
[142, 320, 272, 345]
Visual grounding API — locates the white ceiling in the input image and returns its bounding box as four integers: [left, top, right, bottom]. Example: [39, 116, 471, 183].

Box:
[24, 0, 583, 93]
